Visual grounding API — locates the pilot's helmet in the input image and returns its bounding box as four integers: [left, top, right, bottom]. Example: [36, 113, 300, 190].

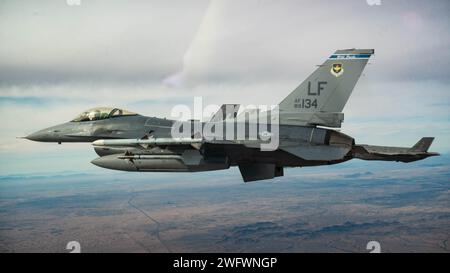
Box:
[88, 110, 101, 121]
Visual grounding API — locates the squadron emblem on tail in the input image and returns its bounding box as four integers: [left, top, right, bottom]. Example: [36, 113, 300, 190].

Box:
[331, 63, 344, 77]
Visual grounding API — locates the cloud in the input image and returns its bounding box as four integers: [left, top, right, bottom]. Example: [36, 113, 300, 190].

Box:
[0, 0, 209, 85]
[179, 0, 450, 84]
[1, 0, 449, 86]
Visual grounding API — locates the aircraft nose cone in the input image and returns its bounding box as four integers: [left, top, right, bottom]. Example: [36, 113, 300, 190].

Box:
[25, 130, 48, 142]
[24, 123, 72, 143]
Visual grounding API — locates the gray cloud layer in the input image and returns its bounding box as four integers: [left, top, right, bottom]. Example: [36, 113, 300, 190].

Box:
[0, 0, 208, 85]
[1, 0, 449, 85]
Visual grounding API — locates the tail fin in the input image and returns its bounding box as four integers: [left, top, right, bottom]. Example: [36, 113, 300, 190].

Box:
[279, 49, 374, 127]
[410, 137, 435, 152]
[209, 104, 240, 122]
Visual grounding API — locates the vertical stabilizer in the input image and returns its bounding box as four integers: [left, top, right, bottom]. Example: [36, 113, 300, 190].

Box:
[279, 49, 374, 127]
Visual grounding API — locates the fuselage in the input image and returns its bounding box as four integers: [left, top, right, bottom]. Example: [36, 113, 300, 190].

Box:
[26, 113, 354, 169]
[24, 105, 437, 182]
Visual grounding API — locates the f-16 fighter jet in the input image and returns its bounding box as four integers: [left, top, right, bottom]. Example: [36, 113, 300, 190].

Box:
[25, 49, 439, 182]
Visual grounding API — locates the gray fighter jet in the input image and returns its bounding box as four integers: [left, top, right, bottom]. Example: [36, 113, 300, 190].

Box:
[25, 49, 439, 182]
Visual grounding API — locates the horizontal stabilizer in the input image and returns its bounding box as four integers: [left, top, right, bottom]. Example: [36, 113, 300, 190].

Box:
[352, 137, 439, 163]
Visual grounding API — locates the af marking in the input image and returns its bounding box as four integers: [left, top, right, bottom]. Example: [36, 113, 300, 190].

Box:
[293, 81, 327, 109]
[307, 81, 327, 96]
[294, 98, 318, 109]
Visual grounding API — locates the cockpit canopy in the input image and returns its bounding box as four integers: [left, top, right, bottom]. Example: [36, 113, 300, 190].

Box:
[71, 107, 137, 122]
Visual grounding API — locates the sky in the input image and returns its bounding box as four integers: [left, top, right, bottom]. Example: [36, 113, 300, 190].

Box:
[0, 0, 449, 175]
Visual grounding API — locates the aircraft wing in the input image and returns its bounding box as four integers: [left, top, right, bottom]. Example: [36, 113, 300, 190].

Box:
[352, 137, 439, 163]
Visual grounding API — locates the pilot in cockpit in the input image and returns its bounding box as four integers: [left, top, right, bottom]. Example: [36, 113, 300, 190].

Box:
[71, 107, 137, 122]
[88, 110, 101, 121]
